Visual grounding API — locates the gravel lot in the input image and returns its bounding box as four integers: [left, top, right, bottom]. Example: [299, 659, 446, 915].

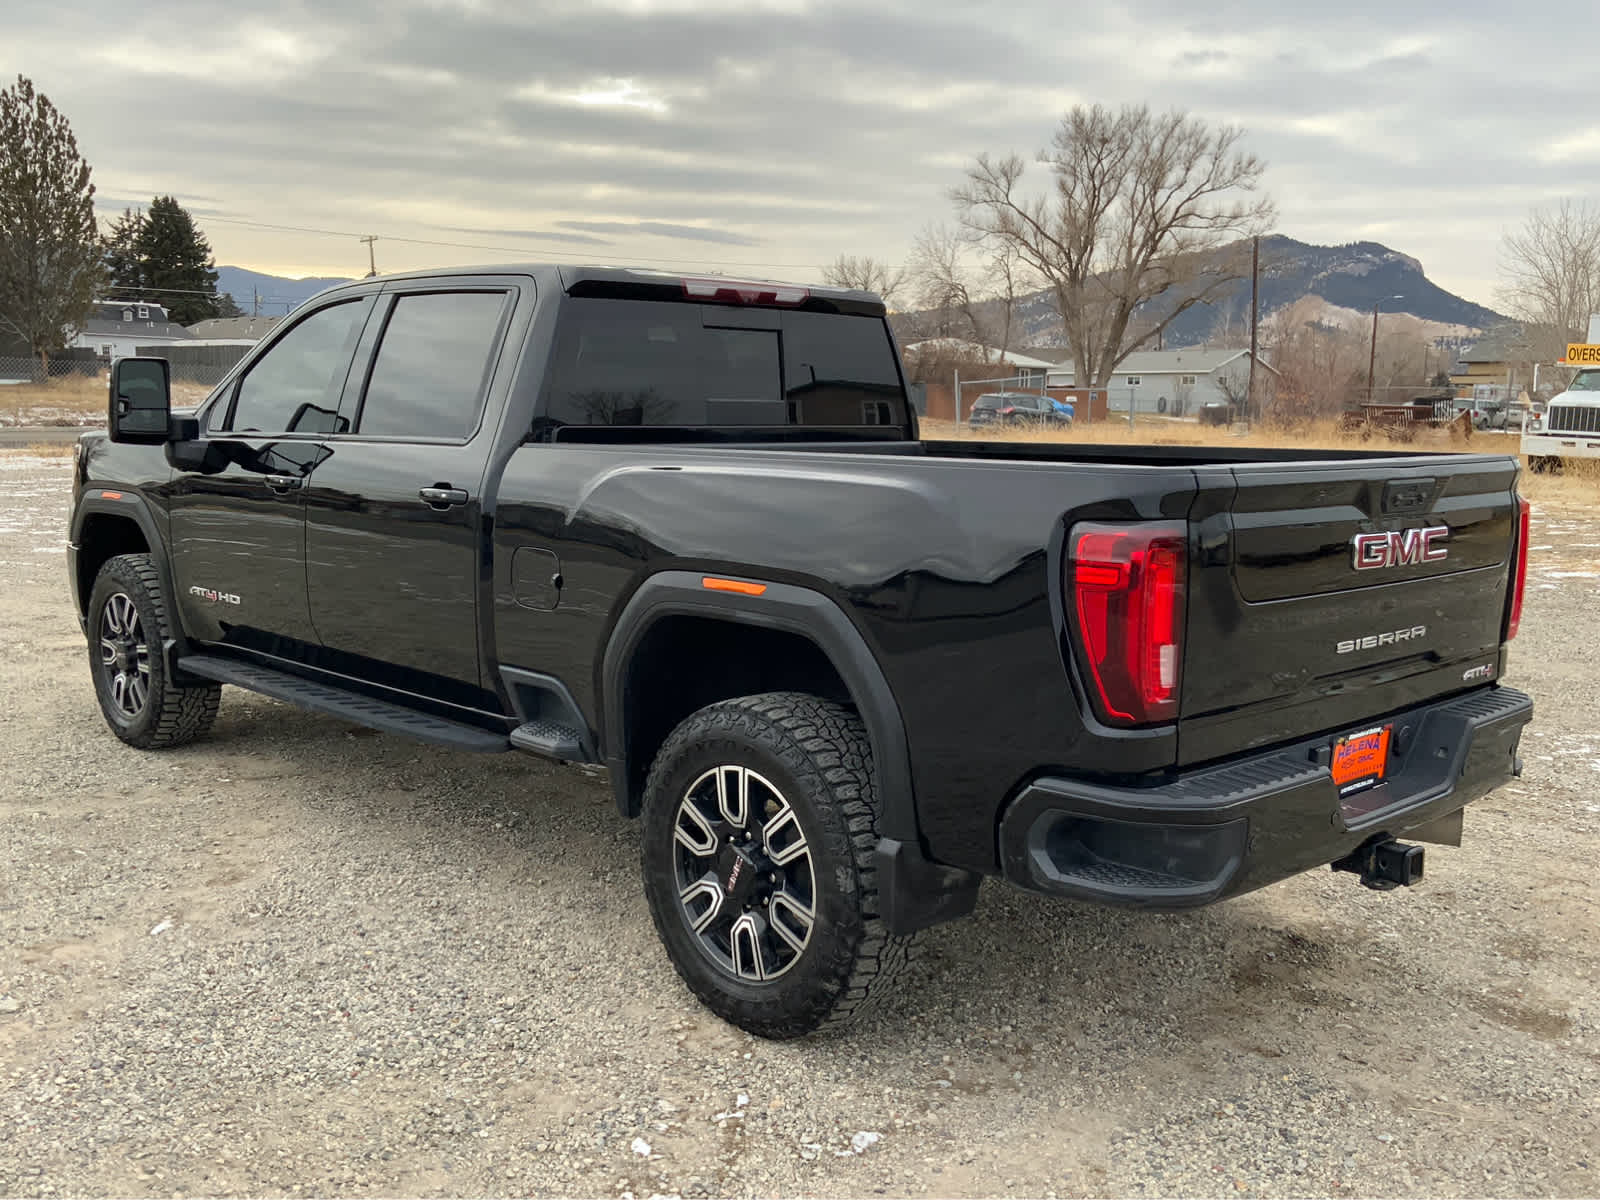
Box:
[2, 452, 1597, 1198]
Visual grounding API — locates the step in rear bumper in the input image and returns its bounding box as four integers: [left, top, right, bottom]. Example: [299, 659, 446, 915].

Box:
[998, 685, 1533, 909]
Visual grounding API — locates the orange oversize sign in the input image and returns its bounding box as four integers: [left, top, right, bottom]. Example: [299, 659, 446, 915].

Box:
[1565, 343, 1600, 364]
[1331, 725, 1391, 793]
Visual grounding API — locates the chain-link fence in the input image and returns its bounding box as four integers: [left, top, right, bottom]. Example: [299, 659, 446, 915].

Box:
[0, 353, 102, 384]
[1, 344, 251, 389]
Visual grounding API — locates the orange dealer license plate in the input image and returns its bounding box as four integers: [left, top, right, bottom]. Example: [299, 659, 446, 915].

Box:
[1331, 725, 1392, 795]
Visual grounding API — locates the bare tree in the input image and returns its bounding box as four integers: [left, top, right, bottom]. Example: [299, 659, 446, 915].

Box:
[1260, 298, 1367, 425]
[952, 104, 1273, 387]
[906, 223, 985, 345]
[0, 75, 103, 374]
[821, 254, 907, 308]
[983, 240, 1028, 359]
[1204, 293, 1250, 348]
[902, 222, 1036, 356]
[1213, 357, 1251, 417]
[1497, 200, 1600, 364]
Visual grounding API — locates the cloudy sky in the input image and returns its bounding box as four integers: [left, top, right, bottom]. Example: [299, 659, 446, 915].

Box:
[7, 0, 1597, 308]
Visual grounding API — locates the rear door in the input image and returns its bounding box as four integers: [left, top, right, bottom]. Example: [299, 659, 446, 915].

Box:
[169, 294, 376, 651]
[1180, 455, 1519, 765]
[302, 282, 519, 703]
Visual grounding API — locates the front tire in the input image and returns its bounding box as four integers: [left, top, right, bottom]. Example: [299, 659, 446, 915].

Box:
[87, 554, 220, 749]
[640, 693, 917, 1038]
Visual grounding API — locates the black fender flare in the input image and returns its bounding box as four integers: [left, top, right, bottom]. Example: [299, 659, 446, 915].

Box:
[71, 489, 193, 671]
[599, 571, 918, 845]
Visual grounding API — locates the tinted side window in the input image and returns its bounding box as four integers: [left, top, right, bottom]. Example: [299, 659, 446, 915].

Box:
[227, 300, 368, 434]
[780, 310, 907, 428]
[544, 301, 781, 428]
[357, 292, 509, 440]
[541, 298, 906, 433]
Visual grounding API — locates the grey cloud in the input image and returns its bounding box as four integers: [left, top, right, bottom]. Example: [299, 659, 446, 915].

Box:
[6, 0, 1596, 301]
[439, 226, 612, 246]
[1175, 49, 1229, 67]
[556, 221, 762, 246]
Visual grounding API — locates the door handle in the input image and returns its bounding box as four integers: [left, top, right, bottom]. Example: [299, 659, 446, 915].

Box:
[419, 486, 469, 507]
[265, 474, 302, 493]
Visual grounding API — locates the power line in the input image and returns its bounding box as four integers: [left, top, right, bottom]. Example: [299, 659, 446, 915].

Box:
[103, 284, 228, 299]
[189, 213, 831, 272]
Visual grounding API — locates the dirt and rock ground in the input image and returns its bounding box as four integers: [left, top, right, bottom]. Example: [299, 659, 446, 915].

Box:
[1, 452, 1596, 1198]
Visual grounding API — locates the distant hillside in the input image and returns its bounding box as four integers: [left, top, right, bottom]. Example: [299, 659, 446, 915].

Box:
[903, 236, 1507, 351]
[216, 267, 352, 316]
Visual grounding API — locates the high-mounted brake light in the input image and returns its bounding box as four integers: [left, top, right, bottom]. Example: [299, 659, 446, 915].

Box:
[1068, 521, 1187, 725]
[681, 277, 809, 306]
[1507, 494, 1531, 640]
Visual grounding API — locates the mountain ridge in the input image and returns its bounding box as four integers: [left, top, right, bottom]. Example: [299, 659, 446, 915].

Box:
[216, 237, 1508, 346]
[215, 266, 353, 315]
[908, 235, 1507, 351]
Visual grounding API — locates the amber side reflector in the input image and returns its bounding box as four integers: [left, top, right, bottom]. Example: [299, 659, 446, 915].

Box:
[702, 576, 767, 597]
[100, 491, 123, 500]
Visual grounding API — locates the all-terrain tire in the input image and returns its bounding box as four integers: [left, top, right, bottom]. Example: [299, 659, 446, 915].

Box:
[640, 692, 918, 1039]
[87, 553, 220, 749]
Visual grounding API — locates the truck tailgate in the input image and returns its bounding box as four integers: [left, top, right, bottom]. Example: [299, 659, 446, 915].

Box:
[1179, 456, 1519, 767]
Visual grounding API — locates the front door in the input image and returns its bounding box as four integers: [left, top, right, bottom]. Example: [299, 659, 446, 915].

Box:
[168, 295, 375, 652]
[304, 285, 517, 705]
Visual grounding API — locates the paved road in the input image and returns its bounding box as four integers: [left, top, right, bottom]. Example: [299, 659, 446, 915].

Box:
[0, 425, 93, 446]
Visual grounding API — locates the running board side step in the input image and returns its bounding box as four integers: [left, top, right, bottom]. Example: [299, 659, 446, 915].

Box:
[509, 720, 586, 763]
[177, 654, 511, 754]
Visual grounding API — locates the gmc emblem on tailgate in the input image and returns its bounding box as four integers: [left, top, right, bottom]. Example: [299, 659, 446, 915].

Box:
[1351, 526, 1449, 571]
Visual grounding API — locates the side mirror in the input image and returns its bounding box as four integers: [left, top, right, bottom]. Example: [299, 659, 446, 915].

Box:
[108, 357, 172, 444]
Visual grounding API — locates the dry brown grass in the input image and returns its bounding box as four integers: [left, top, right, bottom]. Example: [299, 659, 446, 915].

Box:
[1, 375, 212, 427]
[919, 416, 1598, 511]
[0, 374, 106, 424]
[14, 441, 77, 457]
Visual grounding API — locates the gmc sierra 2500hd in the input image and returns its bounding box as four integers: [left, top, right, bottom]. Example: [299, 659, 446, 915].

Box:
[70, 265, 1533, 1038]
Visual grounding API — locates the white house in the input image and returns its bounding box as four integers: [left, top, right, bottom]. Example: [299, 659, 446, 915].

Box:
[901, 338, 1059, 385]
[70, 300, 191, 361]
[1047, 348, 1278, 416]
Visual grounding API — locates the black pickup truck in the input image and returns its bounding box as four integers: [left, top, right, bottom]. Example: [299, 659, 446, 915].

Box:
[70, 265, 1533, 1038]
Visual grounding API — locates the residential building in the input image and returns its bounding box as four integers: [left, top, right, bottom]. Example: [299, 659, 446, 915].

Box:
[1446, 321, 1594, 402]
[185, 316, 284, 342]
[901, 339, 1058, 385]
[69, 300, 190, 361]
[1047, 348, 1277, 416]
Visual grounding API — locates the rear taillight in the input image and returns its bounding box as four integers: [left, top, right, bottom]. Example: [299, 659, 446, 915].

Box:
[1001, 407, 1017, 415]
[1507, 494, 1531, 640]
[1068, 521, 1187, 725]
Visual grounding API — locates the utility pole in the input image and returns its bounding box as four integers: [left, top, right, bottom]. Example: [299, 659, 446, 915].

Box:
[251, 288, 260, 317]
[1367, 294, 1404, 404]
[1247, 235, 1259, 430]
[361, 235, 380, 278]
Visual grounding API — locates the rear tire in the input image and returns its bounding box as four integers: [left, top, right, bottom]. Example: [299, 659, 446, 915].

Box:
[87, 554, 220, 749]
[640, 692, 917, 1038]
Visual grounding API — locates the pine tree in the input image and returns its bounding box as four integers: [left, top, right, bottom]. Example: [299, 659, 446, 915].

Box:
[134, 195, 224, 324]
[103, 206, 146, 297]
[0, 75, 103, 374]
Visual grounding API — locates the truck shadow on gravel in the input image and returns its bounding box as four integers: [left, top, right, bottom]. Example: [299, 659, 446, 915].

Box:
[179, 696, 1575, 1074]
[203, 704, 1363, 1036]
